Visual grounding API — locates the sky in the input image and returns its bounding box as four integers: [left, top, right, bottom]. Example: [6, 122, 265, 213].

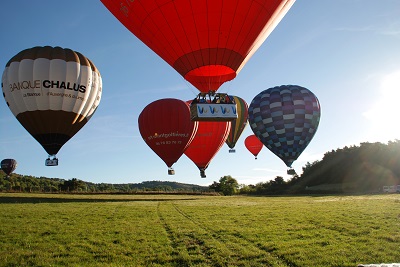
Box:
[1, 0, 400, 186]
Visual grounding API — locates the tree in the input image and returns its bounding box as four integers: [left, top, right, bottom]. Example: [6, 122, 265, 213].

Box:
[209, 181, 221, 192]
[209, 176, 239, 196]
[59, 178, 86, 192]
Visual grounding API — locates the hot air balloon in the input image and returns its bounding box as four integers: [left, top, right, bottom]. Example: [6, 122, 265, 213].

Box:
[1, 159, 17, 177]
[2, 46, 102, 166]
[101, 0, 295, 94]
[226, 96, 249, 152]
[138, 98, 198, 175]
[184, 118, 231, 178]
[245, 135, 263, 159]
[248, 85, 320, 168]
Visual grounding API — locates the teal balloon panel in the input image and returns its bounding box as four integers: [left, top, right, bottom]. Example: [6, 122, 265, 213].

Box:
[248, 85, 321, 167]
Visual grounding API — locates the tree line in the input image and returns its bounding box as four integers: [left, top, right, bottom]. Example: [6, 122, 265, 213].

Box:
[211, 140, 400, 195]
[2, 141, 400, 195]
[0, 174, 211, 194]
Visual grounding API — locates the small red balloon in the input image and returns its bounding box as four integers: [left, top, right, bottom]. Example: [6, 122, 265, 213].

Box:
[245, 135, 263, 159]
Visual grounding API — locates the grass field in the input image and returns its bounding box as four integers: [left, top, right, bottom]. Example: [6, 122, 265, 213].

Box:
[0, 193, 399, 267]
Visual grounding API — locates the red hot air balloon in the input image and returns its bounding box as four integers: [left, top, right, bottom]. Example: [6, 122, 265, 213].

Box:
[226, 96, 249, 152]
[101, 0, 295, 93]
[138, 98, 198, 175]
[245, 135, 263, 159]
[184, 120, 231, 178]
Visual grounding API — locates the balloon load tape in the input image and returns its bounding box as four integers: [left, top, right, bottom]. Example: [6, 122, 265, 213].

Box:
[190, 93, 238, 122]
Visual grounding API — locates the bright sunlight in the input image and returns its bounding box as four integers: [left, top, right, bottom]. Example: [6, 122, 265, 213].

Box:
[363, 70, 400, 142]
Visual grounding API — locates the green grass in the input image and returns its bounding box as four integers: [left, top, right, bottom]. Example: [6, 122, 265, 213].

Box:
[0, 193, 399, 266]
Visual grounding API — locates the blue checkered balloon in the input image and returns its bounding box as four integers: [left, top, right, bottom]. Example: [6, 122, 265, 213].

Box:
[248, 85, 320, 167]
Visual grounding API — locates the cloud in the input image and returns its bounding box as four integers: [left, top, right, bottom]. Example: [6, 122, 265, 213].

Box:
[335, 24, 400, 37]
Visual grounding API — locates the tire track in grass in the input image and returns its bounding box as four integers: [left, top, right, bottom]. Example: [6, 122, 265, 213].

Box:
[169, 202, 296, 267]
[156, 202, 216, 266]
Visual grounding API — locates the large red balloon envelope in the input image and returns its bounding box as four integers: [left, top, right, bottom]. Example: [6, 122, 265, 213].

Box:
[138, 98, 198, 175]
[244, 135, 263, 159]
[101, 0, 295, 93]
[184, 120, 231, 178]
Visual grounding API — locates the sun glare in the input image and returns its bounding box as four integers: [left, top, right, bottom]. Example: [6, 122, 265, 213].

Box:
[363, 70, 400, 142]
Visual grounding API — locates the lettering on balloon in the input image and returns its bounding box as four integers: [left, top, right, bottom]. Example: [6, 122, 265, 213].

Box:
[42, 80, 86, 93]
[46, 92, 85, 101]
[23, 92, 41, 97]
[148, 132, 189, 140]
[119, 0, 134, 17]
[9, 80, 86, 93]
[155, 140, 183, 146]
[9, 80, 41, 91]
[196, 132, 212, 137]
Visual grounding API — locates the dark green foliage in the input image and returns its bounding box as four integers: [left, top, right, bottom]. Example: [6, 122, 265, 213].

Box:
[113, 180, 208, 192]
[0, 174, 63, 192]
[237, 140, 400, 195]
[209, 175, 239, 195]
[0, 173, 209, 194]
[296, 141, 400, 194]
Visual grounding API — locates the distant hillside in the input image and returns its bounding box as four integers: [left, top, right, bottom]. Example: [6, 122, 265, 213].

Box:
[290, 141, 400, 193]
[109, 180, 208, 192]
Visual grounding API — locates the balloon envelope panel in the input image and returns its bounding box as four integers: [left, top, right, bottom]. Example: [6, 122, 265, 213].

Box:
[248, 85, 320, 167]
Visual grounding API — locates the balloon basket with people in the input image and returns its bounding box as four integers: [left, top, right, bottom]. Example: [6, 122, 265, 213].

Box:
[190, 92, 238, 122]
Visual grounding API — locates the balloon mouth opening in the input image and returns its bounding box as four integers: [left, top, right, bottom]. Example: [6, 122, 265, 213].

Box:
[185, 65, 236, 93]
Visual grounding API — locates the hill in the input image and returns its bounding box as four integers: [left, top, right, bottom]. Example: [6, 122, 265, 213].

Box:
[106, 180, 208, 192]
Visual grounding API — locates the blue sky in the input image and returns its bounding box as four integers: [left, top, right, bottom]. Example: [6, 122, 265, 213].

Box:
[1, 0, 400, 185]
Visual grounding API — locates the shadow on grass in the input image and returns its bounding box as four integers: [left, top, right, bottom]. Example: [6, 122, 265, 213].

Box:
[0, 196, 201, 204]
